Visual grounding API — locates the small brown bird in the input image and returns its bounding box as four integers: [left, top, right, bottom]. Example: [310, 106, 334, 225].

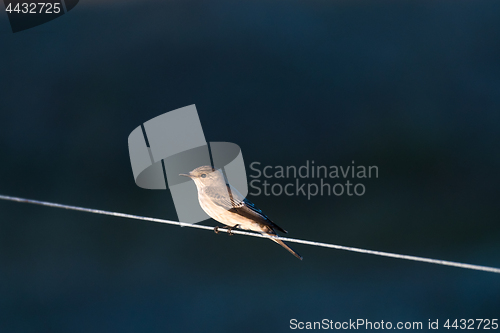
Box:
[180, 165, 302, 260]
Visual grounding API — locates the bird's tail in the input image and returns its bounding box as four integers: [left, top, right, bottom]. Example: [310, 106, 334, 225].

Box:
[267, 234, 303, 260]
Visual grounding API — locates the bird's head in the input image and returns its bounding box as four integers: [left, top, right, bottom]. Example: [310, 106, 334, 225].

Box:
[180, 165, 225, 186]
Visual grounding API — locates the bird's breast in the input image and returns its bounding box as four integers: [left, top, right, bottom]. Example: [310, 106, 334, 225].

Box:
[197, 192, 266, 231]
[197, 193, 236, 225]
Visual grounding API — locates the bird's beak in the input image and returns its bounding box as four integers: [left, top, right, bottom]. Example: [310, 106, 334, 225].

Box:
[179, 173, 192, 178]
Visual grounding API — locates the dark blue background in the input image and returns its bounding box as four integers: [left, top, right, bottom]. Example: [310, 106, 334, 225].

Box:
[1, 0, 499, 332]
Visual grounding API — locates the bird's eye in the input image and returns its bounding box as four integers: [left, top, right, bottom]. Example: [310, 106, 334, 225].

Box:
[201, 174, 206, 178]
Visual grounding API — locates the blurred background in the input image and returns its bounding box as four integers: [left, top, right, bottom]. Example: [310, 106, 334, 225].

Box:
[1, 0, 499, 332]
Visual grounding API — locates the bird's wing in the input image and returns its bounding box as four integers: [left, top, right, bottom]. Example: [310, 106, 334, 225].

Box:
[205, 184, 288, 234]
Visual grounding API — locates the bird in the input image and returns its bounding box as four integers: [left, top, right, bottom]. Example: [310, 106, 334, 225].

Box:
[180, 165, 303, 260]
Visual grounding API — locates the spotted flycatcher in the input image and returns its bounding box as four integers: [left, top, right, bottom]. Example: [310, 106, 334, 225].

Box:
[180, 165, 302, 260]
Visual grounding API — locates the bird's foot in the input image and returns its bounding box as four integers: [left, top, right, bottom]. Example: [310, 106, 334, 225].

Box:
[227, 225, 240, 236]
[214, 225, 240, 235]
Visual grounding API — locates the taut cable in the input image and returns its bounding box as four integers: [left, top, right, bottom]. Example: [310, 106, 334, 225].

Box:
[1, 194, 499, 274]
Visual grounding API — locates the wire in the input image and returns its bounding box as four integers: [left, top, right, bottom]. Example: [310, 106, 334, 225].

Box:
[1, 194, 499, 274]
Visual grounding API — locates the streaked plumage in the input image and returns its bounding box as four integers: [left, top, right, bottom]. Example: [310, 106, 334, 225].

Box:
[180, 165, 302, 260]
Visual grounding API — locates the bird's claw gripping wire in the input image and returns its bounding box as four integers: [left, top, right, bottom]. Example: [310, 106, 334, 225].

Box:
[227, 225, 239, 236]
[213, 225, 239, 235]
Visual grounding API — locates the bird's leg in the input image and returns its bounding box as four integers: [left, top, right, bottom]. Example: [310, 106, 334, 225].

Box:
[214, 225, 240, 235]
[227, 224, 240, 236]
